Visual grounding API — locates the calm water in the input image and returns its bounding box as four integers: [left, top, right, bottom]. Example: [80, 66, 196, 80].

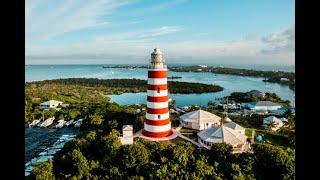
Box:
[26, 64, 295, 107]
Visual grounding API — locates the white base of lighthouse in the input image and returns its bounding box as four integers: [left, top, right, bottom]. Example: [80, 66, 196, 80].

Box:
[136, 129, 177, 141]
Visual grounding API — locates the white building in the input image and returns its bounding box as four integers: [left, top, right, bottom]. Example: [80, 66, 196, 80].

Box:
[280, 78, 289, 81]
[120, 125, 133, 145]
[247, 101, 282, 111]
[180, 109, 221, 130]
[40, 100, 63, 109]
[197, 125, 249, 153]
[224, 121, 245, 135]
[263, 116, 285, 131]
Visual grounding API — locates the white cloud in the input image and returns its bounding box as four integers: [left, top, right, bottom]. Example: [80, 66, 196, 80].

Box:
[25, 0, 294, 66]
[26, 0, 132, 40]
[261, 26, 295, 54]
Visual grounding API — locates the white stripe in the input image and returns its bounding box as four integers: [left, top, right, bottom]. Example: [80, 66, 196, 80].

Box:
[147, 101, 168, 109]
[144, 123, 171, 132]
[147, 90, 168, 97]
[146, 112, 169, 120]
[148, 68, 167, 71]
[148, 78, 167, 85]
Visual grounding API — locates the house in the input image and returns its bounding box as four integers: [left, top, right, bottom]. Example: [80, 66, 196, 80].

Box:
[180, 109, 221, 130]
[268, 107, 287, 116]
[280, 78, 289, 82]
[119, 125, 133, 145]
[40, 100, 63, 109]
[197, 125, 249, 153]
[247, 101, 282, 111]
[198, 64, 207, 68]
[247, 90, 265, 98]
[263, 116, 284, 131]
[224, 121, 245, 135]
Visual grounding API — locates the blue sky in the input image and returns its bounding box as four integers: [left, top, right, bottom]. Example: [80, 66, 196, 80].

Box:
[26, 0, 295, 65]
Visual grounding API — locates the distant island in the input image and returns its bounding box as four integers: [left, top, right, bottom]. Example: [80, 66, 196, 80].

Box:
[100, 65, 295, 90]
[26, 78, 223, 97]
[169, 65, 295, 91]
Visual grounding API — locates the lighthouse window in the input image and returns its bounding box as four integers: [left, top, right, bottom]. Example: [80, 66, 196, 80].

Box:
[157, 88, 160, 93]
[158, 115, 161, 119]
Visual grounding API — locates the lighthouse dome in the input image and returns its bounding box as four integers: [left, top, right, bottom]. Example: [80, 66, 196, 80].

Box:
[153, 48, 162, 54]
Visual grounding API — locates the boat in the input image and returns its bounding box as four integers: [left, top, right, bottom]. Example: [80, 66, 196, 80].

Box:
[37, 117, 55, 128]
[74, 119, 84, 128]
[29, 119, 41, 128]
[65, 119, 74, 126]
[55, 119, 66, 128]
[167, 76, 182, 79]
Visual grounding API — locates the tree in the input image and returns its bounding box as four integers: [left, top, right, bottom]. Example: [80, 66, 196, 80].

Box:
[69, 149, 91, 179]
[252, 144, 295, 180]
[172, 141, 195, 167]
[190, 156, 221, 179]
[88, 114, 104, 126]
[229, 163, 245, 180]
[115, 141, 150, 176]
[208, 143, 233, 175]
[31, 160, 55, 180]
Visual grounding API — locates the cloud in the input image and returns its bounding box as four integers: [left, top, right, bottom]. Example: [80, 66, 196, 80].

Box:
[26, 0, 132, 40]
[25, 0, 294, 66]
[93, 26, 181, 43]
[261, 26, 295, 54]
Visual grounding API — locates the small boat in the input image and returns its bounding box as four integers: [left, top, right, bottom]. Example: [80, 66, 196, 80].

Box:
[74, 119, 84, 128]
[38, 117, 55, 128]
[65, 119, 74, 126]
[29, 119, 41, 128]
[55, 119, 66, 128]
[167, 76, 182, 79]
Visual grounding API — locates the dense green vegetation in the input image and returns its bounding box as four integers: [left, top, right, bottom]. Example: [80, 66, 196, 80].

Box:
[25, 78, 223, 123]
[229, 113, 294, 148]
[31, 131, 295, 179]
[169, 66, 295, 90]
[226, 91, 291, 106]
[26, 77, 294, 179]
[26, 78, 223, 95]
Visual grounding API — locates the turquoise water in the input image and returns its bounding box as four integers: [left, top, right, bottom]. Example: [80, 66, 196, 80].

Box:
[26, 65, 295, 107]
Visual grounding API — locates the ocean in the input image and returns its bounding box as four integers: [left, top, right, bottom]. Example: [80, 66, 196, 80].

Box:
[25, 64, 295, 107]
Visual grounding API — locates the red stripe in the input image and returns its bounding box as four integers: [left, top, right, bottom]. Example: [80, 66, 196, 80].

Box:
[142, 129, 173, 138]
[147, 84, 167, 90]
[147, 96, 168, 102]
[148, 71, 167, 78]
[147, 107, 169, 114]
[145, 119, 170, 126]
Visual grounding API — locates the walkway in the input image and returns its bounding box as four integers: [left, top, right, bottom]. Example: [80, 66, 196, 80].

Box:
[175, 131, 205, 148]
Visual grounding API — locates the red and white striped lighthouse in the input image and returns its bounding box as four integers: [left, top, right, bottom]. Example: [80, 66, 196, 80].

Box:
[142, 48, 173, 138]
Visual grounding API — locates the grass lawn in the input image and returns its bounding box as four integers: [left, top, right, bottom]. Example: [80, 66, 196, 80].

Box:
[245, 128, 253, 137]
[255, 130, 292, 148]
[179, 128, 199, 141]
[179, 128, 197, 133]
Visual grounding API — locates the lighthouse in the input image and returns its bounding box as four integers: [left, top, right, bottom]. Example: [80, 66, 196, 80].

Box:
[142, 48, 173, 138]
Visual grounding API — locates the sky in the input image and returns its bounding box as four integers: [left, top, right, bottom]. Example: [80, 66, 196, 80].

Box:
[26, 0, 295, 65]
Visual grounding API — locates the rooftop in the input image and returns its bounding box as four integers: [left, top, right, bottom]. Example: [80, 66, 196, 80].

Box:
[224, 121, 244, 131]
[180, 109, 221, 124]
[197, 126, 247, 146]
[40, 100, 63, 106]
